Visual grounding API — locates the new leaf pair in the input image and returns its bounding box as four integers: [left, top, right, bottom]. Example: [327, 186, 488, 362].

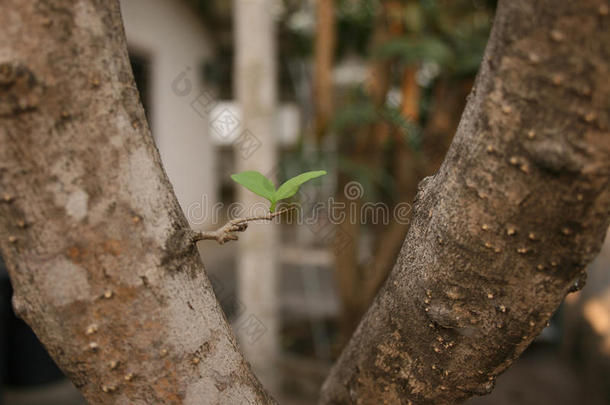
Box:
[231, 170, 327, 212]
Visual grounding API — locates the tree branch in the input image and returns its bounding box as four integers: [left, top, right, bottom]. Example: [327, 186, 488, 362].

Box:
[191, 208, 295, 244]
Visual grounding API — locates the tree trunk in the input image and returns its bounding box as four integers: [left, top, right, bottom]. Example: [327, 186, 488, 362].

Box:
[320, 0, 610, 403]
[1, 1, 609, 405]
[0, 1, 274, 404]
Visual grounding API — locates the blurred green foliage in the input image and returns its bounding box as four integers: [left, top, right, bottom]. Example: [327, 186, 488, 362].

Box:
[329, 0, 495, 199]
[188, 0, 496, 201]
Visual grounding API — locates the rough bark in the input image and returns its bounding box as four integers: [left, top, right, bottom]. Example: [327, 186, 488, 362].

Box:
[0, 1, 274, 404]
[321, 0, 610, 403]
[1, 1, 609, 405]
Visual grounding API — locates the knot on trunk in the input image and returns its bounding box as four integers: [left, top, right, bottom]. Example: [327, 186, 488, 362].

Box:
[0, 61, 42, 116]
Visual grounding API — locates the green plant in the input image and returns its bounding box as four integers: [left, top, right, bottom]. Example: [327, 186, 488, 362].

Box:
[231, 170, 327, 212]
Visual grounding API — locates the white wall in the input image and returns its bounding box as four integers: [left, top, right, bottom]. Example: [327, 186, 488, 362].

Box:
[120, 0, 217, 229]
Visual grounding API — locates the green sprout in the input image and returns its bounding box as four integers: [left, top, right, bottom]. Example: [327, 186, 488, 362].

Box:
[231, 170, 327, 212]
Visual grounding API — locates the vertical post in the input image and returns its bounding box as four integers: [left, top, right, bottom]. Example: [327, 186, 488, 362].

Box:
[234, 0, 279, 393]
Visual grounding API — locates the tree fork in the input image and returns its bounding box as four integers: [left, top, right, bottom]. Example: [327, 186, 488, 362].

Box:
[0, 1, 608, 405]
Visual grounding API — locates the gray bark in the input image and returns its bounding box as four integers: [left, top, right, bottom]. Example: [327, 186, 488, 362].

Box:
[0, 1, 274, 404]
[320, 0, 610, 403]
[0, 1, 608, 405]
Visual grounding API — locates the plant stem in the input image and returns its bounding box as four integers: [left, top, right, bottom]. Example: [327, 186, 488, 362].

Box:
[191, 207, 295, 245]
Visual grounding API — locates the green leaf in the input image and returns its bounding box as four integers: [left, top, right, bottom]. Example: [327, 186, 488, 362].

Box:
[231, 169, 327, 213]
[230, 171, 276, 201]
[275, 171, 327, 202]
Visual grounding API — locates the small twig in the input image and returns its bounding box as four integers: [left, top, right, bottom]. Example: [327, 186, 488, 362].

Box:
[191, 207, 296, 245]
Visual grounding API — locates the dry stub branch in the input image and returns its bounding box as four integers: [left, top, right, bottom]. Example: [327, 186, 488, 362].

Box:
[190, 207, 296, 244]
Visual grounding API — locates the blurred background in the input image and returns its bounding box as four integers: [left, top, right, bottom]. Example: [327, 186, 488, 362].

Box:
[1, 0, 609, 404]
